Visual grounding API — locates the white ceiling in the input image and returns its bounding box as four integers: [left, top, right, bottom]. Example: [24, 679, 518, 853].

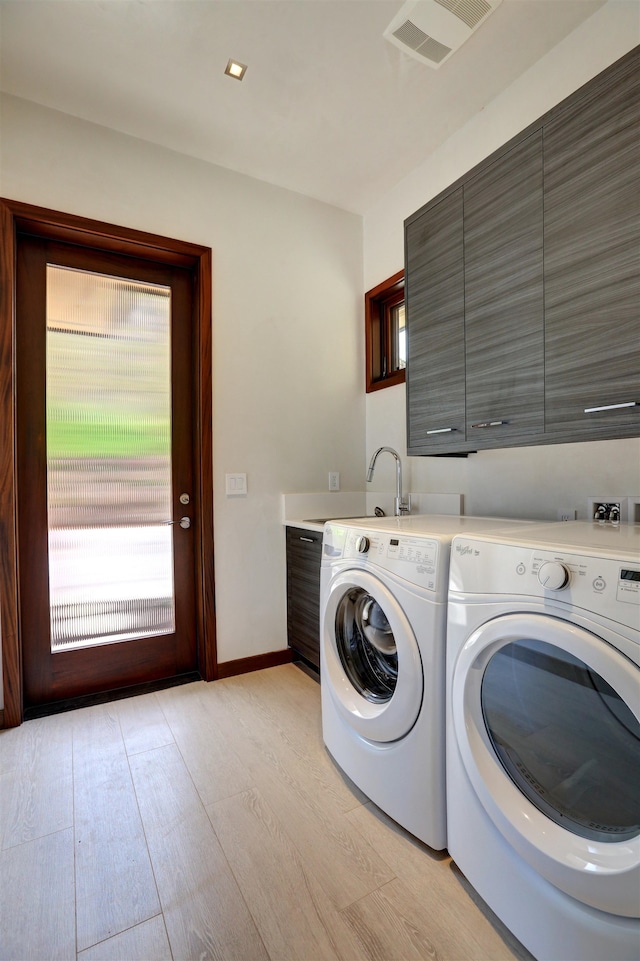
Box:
[0, 0, 606, 214]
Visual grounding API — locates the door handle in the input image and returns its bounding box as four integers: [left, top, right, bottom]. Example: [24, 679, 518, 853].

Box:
[584, 402, 638, 413]
[471, 420, 508, 429]
[165, 517, 191, 529]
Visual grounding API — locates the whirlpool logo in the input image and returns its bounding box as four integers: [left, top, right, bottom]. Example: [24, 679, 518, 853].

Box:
[455, 542, 480, 557]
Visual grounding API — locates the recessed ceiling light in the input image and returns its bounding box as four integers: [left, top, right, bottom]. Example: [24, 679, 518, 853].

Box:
[225, 59, 247, 81]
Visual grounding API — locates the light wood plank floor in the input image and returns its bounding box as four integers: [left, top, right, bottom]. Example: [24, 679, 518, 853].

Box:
[0, 664, 534, 961]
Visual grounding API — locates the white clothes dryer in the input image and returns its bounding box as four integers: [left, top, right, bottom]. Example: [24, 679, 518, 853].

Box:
[320, 514, 534, 850]
[446, 521, 640, 961]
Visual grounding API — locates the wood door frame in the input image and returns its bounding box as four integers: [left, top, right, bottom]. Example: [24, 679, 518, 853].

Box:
[0, 199, 217, 726]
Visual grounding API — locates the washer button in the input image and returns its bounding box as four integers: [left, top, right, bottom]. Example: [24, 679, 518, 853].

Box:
[593, 577, 606, 592]
[516, 563, 526, 575]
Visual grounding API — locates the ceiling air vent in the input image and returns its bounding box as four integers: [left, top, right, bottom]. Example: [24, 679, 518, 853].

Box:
[384, 0, 503, 69]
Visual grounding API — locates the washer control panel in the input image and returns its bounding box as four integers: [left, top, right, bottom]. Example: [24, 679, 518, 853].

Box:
[537, 560, 570, 591]
[449, 537, 640, 631]
[355, 535, 370, 554]
[619, 567, 640, 604]
[324, 524, 442, 594]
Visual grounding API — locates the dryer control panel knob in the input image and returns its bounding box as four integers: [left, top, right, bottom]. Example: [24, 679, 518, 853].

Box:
[355, 535, 370, 554]
[537, 560, 570, 591]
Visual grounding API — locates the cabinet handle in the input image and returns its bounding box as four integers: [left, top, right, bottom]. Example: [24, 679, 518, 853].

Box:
[471, 420, 508, 429]
[299, 536, 317, 543]
[426, 427, 457, 435]
[584, 402, 638, 413]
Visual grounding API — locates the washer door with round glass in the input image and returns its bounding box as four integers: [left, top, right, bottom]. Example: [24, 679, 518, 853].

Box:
[452, 612, 640, 917]
[322, 569, 423, 742]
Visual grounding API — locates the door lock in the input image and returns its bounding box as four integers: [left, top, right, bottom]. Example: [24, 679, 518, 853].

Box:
[179, 493, 190, 505]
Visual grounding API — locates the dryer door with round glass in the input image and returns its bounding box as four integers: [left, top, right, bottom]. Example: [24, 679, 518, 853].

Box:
[322, 569, 423, 742]
[452, 612, 640, 917]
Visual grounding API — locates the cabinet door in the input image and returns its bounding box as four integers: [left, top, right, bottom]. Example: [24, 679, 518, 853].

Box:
[405, 189, 466, 454]
[286, 527, 322, 668]
[464, 131, 544, 447]
[544, 55, 640, 438]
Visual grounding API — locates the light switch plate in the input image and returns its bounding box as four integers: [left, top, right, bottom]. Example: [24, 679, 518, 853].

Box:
[328, 471, 340, 491]
[225, 473, 247, 496]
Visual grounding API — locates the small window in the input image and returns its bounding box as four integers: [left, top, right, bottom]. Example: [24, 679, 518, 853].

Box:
[365, 270, 406, 392]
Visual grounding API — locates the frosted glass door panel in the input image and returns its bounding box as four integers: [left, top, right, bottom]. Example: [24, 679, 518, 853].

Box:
[46, 265, 175, 651]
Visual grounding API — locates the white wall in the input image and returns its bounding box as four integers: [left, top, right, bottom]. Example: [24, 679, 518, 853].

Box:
[0, 95, 364, 675]
[363, 1, 640, 520]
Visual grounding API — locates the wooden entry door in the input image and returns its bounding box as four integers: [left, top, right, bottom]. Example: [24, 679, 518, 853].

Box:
[3, 204, 215, 717]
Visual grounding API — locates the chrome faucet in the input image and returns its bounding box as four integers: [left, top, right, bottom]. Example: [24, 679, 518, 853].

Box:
[366, 447, 411, 516]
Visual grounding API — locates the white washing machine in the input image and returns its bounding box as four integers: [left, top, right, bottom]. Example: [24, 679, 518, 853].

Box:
[446, 521, 640, 961]
[320, 514, 535, 850]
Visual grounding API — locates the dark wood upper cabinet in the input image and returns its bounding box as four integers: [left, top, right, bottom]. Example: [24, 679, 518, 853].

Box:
[544, 51, 640, 439]
[464, 130, 544, 446]
[404, 46, 639, 456]
[406, 190, 466, 454]
[406, 132, 545, 455]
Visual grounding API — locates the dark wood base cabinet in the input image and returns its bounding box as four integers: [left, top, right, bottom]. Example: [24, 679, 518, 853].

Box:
[405, 45, 639, 456]
[285, 527, 322, 671]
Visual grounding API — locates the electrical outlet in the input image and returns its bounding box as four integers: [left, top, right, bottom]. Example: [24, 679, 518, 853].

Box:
[328, 471, 340, 492]
[557, 509, 577, 522]
[587, 496, 625, 523]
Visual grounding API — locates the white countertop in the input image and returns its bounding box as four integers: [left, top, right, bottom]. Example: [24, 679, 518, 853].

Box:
[282, 490, 463, 533]
[286, 516, 369, 534]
